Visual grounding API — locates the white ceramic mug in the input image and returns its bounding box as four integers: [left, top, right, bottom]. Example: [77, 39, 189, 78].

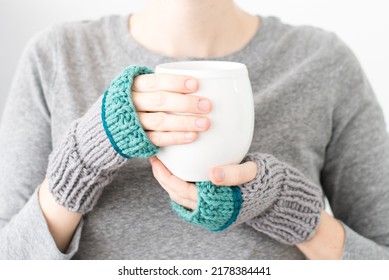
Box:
[155, 61, 254, 182]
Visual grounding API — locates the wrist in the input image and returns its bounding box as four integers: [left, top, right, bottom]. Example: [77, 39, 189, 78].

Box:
[296, 211, 345, 260]
[38, 180, 82, 253]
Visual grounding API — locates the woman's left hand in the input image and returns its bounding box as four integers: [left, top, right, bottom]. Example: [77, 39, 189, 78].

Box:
[149, 156, 258, 210]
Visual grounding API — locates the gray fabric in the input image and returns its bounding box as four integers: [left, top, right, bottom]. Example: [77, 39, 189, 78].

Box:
[341, 223, 389, 260]
[237, 153, 323, 245]
[0, 14, 389, 259]
[0, 189, 83, 259]
[47, 97, 126, 214]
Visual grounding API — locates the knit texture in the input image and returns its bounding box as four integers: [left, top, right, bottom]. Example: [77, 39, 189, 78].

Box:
[2, 15, 389, 260]
[171, 153, 323, 243]
[171, 182, 243, 231]
[239, 153, 324, 245]
[102, 65, 159, 158]
[47, 65, 159, 214]
[47, 98, 127, 214]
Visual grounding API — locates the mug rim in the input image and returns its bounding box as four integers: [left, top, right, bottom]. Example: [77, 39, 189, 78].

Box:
[155, 61, 247, 78]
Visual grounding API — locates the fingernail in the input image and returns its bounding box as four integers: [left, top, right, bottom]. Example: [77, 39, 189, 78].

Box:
[185, 79, 197, 91]
[195, 118, 208, 129]
[198, 99, 210, 112]
[184, 132, 195, 140]
[214, 168, 225, 182]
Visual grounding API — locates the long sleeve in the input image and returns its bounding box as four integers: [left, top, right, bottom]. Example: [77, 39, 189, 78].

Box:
[320, 37, 389, 259]
[0, 26, 83, 259]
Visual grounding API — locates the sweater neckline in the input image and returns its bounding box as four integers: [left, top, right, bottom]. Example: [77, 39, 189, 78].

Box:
[115, 14, 277, 63]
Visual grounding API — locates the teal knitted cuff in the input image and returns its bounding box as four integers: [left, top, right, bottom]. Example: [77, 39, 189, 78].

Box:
[102, 65, 159, 159]
[171, 181, 243, 232]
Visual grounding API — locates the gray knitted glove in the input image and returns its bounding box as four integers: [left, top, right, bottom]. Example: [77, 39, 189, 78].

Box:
[238, 153, 324, 245]
[47, 98, 126, 214]
[47, 65, 158, 214]
[172, 152, 323, 245]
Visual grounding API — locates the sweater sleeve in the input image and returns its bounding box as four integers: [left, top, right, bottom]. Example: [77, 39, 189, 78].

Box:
[0, 26, 83, 259]
[321, 36, 389, 259]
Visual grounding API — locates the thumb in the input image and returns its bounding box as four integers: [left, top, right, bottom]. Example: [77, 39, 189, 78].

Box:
[209, 161, 258, 186]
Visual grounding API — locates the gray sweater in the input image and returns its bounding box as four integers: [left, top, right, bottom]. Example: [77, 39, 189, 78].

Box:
[1, 15, 388, 259]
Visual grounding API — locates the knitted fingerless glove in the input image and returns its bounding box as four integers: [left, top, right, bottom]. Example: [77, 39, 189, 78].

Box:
[47, 65, 158, 214]
[172, 153, 324, 245]
[171, 182, 243, 232]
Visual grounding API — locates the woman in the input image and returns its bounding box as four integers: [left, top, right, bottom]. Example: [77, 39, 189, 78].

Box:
[0, 0, 388, 259]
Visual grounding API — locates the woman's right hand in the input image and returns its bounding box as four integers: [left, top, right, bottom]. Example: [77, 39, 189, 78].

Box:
[132, 74, 212, 146]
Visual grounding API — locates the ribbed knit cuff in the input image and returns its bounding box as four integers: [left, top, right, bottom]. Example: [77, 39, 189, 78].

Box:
[48, 65, 160, 214]
[241, 153, 324, 245]
[171, 181, 243, 232]
[170, 153, 323, 243]
[102, 65, 159, 159]
[47, 97, 127, 214]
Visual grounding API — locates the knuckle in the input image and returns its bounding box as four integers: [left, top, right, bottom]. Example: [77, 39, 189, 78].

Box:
[184, 96, 194, 112]
[169, 192, 179, 203]
[148, 132, 160, 145]
[149, 112, 164, 128]
[134, 74, 157, 91]
[132, 76, 141, 90]
[249, 162, 259, 180]
[171, 133, 180, 145]
[169, 76, 182, 91]
[231, 168, 242, 183]
[152, 93, 166, 108]
[131, 91, 141, 110]
[148, 74, 158, 90]
[170, 75, 187, 91]
[185, 116, 194, 131]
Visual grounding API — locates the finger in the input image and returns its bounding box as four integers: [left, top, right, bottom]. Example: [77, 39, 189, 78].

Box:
[209, 161, 258, 186]
[146, 131, 197, 146]
[138, 112, 210, 132]
[151, 165, 198, 210]
[169, 192, 198, 211]
[132, 90, 212, 114]
[132, 74, 198, 93]
[150, 157, 198, 208]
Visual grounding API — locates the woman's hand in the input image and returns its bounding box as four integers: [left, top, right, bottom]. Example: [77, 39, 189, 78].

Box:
[132, 74, 212, 147]
[152, 152, 324, 248]
[149, 157, 197, 210]
[149, 156, 258, 210]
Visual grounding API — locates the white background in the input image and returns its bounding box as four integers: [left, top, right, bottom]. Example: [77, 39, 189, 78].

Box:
[0, 0, 388, 128]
